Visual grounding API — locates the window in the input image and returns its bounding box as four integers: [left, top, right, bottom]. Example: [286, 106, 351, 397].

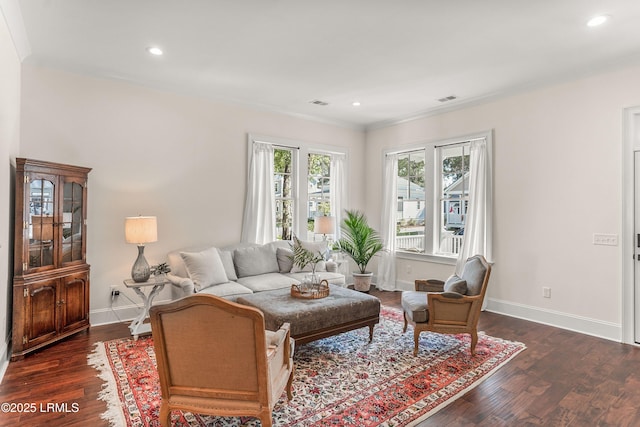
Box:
[274, 148, 295, 240]
[244, 134, 347, 244]
[437, 144, 470, 256]
[387, 131, 491, 260]
[307, 153, 332, 240]
[396, 150, 426, 252]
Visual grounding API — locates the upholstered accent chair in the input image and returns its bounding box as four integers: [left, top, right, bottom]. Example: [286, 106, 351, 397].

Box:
[149, 294, 295, 427]
[402, 255, 491, 356]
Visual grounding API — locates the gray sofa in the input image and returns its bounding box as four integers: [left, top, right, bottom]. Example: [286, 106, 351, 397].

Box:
[166, 240, 346, 300]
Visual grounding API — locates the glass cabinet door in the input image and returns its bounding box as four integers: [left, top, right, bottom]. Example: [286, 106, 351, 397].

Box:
[61, 180, 85, 263]
[28, 178, 55, 269]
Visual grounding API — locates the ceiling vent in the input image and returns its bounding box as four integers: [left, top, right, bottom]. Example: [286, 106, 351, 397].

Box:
[437, 95, 457, 103]
[309, 99, 329, 106]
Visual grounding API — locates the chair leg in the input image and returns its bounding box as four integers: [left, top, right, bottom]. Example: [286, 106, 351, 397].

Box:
[413, 328, 420, 356]
[260, 412, 273, 427]
[159, 403, 170, 427]
[470, 331, 478, 355]
[403, 311, 408, 333]
[286, 366, 295, 401]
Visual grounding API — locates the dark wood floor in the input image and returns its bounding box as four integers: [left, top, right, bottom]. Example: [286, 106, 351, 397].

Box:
[1, 290, 639, 426]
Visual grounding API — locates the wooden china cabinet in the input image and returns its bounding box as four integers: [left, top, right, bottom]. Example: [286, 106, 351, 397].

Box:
[11, 158, 92, 360]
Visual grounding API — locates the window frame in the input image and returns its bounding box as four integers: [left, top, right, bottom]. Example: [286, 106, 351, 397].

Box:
[386, 130, 492, 264]
[247, 134, 348, 241]
[273, 146, 297, 241]
[307, 151, 333, 241]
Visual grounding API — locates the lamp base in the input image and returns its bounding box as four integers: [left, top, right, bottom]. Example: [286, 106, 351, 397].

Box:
[131, 245, 151, 283]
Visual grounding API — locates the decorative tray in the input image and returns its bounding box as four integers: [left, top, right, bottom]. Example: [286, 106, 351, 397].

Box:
[291, 280, 330, 299]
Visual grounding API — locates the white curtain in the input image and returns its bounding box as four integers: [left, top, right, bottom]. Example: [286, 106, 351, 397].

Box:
[241, 142, 275, 244]
[330, 153, 347, 240]
[377, 153, 398, 290]
[455, 138, 492, 274]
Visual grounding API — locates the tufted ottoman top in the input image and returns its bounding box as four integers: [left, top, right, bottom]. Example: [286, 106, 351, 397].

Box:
[237, 285, 381, 343]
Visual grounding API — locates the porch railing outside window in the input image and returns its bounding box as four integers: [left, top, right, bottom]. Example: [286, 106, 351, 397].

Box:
[395, 233, 463, 255]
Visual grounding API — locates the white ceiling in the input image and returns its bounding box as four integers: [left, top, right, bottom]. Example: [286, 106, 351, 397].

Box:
[6, 0, 640, 128]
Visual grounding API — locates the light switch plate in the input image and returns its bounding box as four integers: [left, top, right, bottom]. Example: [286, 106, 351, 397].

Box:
[593, 233, 618, 246]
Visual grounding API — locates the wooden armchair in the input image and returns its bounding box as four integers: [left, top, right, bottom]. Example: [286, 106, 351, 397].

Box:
[149, 294, 294, 427]
[401, 255, 491, 356]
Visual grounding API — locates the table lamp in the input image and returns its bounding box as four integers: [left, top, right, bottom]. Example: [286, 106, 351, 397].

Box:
[314, 216, 335, 240]
[125, 216, 158, 282]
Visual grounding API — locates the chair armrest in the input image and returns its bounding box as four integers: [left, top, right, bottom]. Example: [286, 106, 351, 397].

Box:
[415, 279, 444, 292]
[267, 323, 293, 370]
[166, 273, 195, 294]
[441, 291, 464, 299]
[427, 292, 481, 325]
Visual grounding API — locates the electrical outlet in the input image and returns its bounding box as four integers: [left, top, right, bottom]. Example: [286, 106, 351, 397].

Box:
[110, 285, 120, 297]
[406, 264, 412, 274]
[542, 287, 551, 298]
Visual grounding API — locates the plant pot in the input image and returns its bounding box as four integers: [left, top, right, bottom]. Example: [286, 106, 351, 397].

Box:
[352, 272, 373, 292]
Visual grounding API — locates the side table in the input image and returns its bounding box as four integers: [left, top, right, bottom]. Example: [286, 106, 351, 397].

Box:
[124, 276, 169, 339]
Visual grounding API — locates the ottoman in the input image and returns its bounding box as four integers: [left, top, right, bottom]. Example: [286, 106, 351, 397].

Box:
[236, 285, 381, 345]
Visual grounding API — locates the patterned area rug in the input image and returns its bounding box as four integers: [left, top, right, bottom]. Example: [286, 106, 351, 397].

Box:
[88, 307, 525, 426]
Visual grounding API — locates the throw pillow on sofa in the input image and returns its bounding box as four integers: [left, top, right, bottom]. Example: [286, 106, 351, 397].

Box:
[180, 247, 229, 291]
[217, 249, 238, 281]
[234, 245, 280, 278]
[276, 247, 294, 273]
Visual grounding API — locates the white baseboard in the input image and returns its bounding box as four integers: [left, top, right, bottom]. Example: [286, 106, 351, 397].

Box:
[90, 298, 172, 327]
[485, 298, 621, 342]
[0, 335, 9, 385]
[381, 282, 622, 342]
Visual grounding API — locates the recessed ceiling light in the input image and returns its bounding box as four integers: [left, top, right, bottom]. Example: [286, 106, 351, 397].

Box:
[352, 101, 361, 107]
[147, 46, 163, 56]
[587, 15, 609, 27]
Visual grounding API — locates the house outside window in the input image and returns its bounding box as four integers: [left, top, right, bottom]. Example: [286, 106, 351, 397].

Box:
[436, 144, 470, 255]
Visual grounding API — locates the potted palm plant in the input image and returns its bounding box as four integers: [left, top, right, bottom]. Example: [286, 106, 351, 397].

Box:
[338, 210, 385, 292]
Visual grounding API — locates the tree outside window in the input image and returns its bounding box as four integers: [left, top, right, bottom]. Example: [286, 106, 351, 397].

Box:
[274, 148, 294, 240]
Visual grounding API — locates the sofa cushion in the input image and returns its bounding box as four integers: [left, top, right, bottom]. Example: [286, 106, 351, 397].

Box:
[196, 281, 253, 299]
[234, 245, 280, 278]
[218, 249, 238, 281]
[276, 247, 294, 273]
[236, 273, 295, 292]
[285, 271, 346, 286]
[290, 240, 328, 273]
[443, 274, 467, 295]
[401, 291, 429, 323]
[180, 247, 228, 291]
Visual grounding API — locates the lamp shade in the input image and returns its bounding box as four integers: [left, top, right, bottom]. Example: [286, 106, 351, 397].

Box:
[125, 216, 158, 245]
[314, 216, 335, 235]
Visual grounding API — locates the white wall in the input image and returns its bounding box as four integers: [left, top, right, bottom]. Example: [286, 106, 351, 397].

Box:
[366, 65, 640, 341]
[0, 7, 21, 375]
[19, 65, 366, 324]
